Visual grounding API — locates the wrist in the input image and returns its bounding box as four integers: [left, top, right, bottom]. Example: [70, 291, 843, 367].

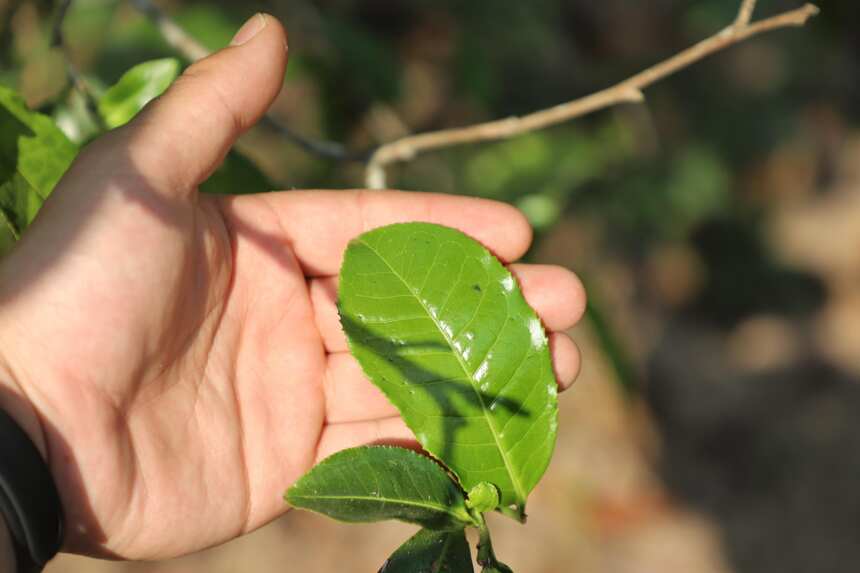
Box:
[0, 355, 65, 569]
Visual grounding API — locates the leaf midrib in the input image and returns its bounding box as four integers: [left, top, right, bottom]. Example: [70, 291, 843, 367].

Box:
[433, 531, 457, 573]
[288, 493, 463, 519]
[357, 238, 527, 505]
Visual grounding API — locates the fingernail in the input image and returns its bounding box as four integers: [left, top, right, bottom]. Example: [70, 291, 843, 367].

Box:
[230, 13, 267, 46]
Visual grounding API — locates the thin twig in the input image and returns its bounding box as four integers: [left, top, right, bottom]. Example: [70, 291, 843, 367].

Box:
[258, 116, 368, 161]
[735, 0, 758, 27]
[124, 0, 819, 185]
[129, 0, 209, 62]
[129, 0, 356, 161]
[51, 0, 73, 47]
[365, 2, 819, 189]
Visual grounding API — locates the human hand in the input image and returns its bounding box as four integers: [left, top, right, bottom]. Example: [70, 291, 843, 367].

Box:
[0, 14, 586, 560]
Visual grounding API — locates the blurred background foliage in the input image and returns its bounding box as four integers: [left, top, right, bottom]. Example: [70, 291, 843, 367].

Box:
[2, 0, 859, 572]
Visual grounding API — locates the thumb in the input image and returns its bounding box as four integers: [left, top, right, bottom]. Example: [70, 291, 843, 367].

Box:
[121, 13, 287, 194]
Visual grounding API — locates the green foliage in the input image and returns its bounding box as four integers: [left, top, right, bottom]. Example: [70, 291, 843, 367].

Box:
[380, 528, 473, 573]
[288, 222, 559, 569]
[0, 57, 269, 261]
[285, 446, 475, 530]
[98, 58, 180, 129]
[53, 90, 104, 144]
[0, 86, 77, 256]
[175, 5, 238, 53]
[339, 223, 558, 517]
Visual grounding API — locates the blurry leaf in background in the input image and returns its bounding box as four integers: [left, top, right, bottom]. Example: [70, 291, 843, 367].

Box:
[516, 193, 561, 232]
[0, 86, 77, 256]
[174, 4, 238, 52]
[464, 134, 553, 199]
[53, 89, 104, 144]
[454, 126, 630, 232]
[662, 146, 730, 238]
[98, 57, 180, 129]
[61, 0, 122, 65]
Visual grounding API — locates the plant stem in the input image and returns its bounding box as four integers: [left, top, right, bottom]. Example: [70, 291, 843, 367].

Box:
[476, 517, 513, 573]
[365, 2, 819, 188]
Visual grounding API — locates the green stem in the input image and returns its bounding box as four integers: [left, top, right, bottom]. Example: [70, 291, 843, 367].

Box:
[475, 516, 514, 573]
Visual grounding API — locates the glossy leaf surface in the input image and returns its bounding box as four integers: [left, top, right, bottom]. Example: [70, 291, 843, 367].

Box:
[379, 528, 473, 573]
[286, 446, 473, 530]
[339, 223, 558, 514]
[0, 86, 77, 256]
[98, 58, 180, 129]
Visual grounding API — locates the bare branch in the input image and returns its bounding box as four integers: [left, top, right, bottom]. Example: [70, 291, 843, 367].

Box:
[735, 0, 758, 27]
[123, 0, 819, 185]
[129, 0, 356, 161]
[365, 2, 819, 189]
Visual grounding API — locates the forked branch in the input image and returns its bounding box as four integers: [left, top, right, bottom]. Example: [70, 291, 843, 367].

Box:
[736, 0, 758, 27]
[365, 1, 818, 188]
[126, 0, 818, 188]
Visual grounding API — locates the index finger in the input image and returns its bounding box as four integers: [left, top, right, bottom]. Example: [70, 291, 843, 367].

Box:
[245, 190, 534, 277]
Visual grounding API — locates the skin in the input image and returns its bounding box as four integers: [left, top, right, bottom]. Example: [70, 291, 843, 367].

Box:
[0, 14, 586, 561]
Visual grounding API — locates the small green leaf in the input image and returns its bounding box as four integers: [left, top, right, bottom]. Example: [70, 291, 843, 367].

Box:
[379, 528, 473, 573]
[466, 482, 500, 514]
[98, 58, 180, 129]
[339, 223, 559, 517]
[0, 86, 77, 256]
[286, 446, 474, 530]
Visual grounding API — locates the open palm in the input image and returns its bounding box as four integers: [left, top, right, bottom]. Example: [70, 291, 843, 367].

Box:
[0, 15, 584, 561]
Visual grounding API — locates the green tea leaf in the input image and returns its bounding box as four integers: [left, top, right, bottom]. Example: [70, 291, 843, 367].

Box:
[379, 528, 473, 573]
[0, 86, 77, 256]
[98, 58, 180, 129]
[286, 446, 474, 530]
[339, 223, 558, 517]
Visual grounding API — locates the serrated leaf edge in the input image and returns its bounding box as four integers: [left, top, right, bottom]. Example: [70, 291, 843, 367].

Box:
[340, 223, 547, 512]
[285, 445, 476, 528]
